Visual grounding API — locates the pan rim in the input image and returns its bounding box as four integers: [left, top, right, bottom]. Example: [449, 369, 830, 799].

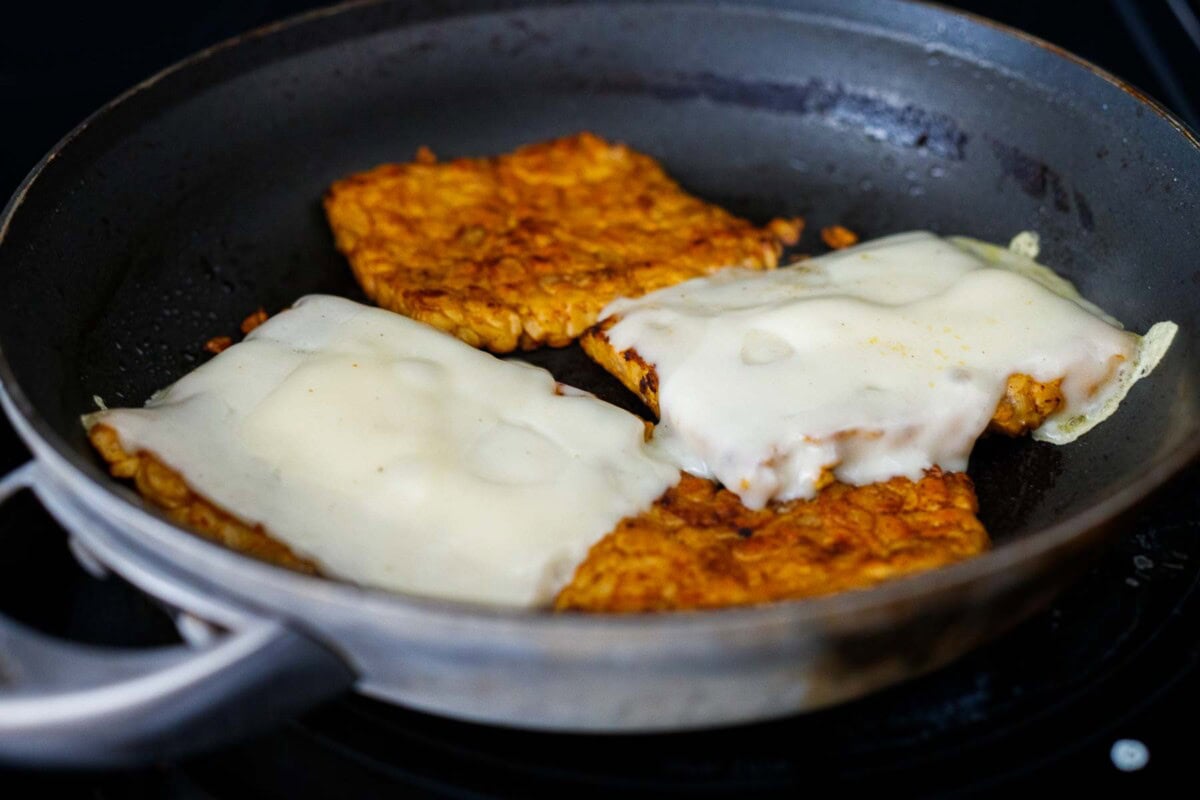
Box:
[0, 0, 1197, 634]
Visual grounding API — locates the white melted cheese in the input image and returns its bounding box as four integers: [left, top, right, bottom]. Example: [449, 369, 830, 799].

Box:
[84, 296, 680, 607]
[601, 231, 1177, 509]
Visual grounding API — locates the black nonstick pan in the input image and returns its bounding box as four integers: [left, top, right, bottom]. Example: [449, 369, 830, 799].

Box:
[0, 0, 1197, 767]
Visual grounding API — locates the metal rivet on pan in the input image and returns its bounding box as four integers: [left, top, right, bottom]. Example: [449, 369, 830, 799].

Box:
[67, 535, 109, 579]
[1110, 738, 1150, 771]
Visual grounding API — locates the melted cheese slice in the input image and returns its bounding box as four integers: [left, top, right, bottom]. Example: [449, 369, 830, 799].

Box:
[85, 296, 680, 607]
[601, 231, 1177, 509]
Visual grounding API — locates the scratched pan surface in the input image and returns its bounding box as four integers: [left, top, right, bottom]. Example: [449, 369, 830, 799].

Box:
[0, 0, 1198, 744]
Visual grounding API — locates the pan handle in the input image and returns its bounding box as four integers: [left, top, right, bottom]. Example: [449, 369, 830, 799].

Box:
[0, 462, 356, 767]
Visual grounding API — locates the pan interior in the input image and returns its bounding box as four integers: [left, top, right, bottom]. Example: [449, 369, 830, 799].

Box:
[0, 1, 1196, 554]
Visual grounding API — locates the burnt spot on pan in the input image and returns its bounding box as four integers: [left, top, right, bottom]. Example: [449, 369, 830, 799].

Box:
[1073, 190, 1095, 231]
[987, 137, 1068, 209]
[578, 72, 969, 161]
[986, 137, 1096, 232]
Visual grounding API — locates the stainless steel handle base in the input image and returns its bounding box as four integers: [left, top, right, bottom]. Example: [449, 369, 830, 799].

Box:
[0, 461, 355, 768]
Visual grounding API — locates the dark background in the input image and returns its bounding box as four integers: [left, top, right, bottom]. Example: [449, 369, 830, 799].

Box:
[1, 0, 1199, 202]
[1, 1, 1197, 797]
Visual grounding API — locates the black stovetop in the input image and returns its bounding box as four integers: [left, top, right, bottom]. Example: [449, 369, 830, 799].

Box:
[2, 1, 1198, 797]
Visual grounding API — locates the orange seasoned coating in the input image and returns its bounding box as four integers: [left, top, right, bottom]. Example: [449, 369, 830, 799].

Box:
[820, 224, 859, 250]
[201, 308, 270, 354]
[203, 335, 233, 355]
[88, 423, 984, 611]
[555, 470, 988, 612]
[580, 320, 1065, 432]
[987, 374, 1064, 436]
[323, 132, 803, 352]
[580, 316, 662, 415]
[88, 424, 319, 575]
[239, 307, 269, 335]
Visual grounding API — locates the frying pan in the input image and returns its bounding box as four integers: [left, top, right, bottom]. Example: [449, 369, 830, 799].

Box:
[0, 0, 1197, 768]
